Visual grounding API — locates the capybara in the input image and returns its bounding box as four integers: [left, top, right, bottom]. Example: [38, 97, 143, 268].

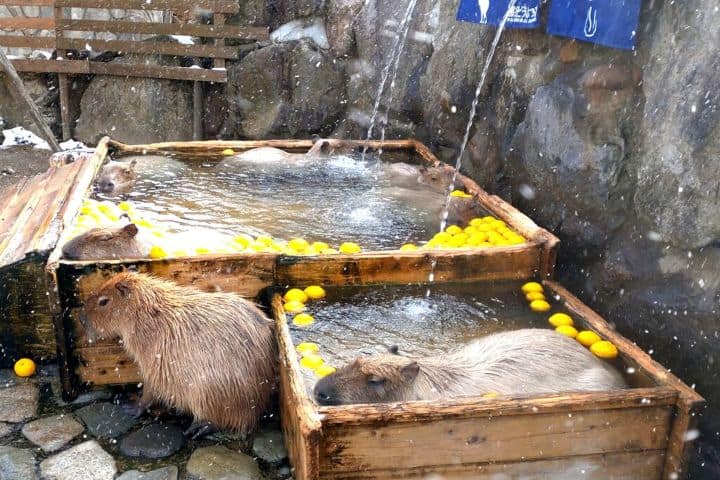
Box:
[95, 156, 188, 196]
[62, 223, 150, 260]
[95, 159, 137, 195]
[80, 272, 277, 436]
[216, 137, 351, 171]
[314, 328, 626, 405]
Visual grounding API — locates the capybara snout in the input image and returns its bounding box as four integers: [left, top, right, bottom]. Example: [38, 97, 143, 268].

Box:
[95, 159, 138, 195]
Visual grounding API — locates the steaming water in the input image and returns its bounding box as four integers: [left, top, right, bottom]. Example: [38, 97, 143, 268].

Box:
[105, 153, 458, 250]
[290, 281, 545, 391]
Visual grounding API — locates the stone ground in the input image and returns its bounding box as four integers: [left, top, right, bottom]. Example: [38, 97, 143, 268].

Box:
[0, 365, 291, 480]
[0, 146, 55, 192]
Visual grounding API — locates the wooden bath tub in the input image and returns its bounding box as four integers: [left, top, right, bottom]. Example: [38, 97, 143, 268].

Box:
[271, 280, 704, 480]
[45, 136, 558, 397]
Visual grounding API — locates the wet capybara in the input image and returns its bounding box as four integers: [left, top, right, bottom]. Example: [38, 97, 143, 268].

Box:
[95, 159, 137, 195]
[314, 328, 626, 405]
[62, 223, 149, 260]
[80, 272, 277, 436]
[216, 138, 351, 171]
[95, 156, 189, 196]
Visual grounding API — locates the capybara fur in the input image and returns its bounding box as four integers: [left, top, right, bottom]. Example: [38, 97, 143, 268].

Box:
[314, 328, 626, 405]
[95, 160, 137, 195]
[80, 272, 277, 434]
[62, 224, 149, 260]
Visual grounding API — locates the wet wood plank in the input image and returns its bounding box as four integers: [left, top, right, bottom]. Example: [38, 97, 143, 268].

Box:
[273, 294, 322, 480]
[56, 19, 268, 40]
[0, 17, 55, 29]
[275, 246, 542, 286]
[320, 450, 666, 480]
[57, 38, 239, 60]
[320, 406, 672, 474]
[10, 59, 228, 82]
[54, 0, 239, 14]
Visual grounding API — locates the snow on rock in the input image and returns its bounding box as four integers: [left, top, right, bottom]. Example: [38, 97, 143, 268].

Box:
[1, 126, 50, 150]
[270, 17, 330, 50]
[1, 126, 89, 151]
[170, 35, 194, 45]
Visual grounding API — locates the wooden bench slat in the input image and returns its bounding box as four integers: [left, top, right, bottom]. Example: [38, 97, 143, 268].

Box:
[0, 34, 55, 48]
[56, 18, 269, 40]
[11, 58, 227, 81]
[57, 37, 238, 59]
[54, 0, 239, 14]
[0, 17, 55, 30]
[0, 0, 54, 6]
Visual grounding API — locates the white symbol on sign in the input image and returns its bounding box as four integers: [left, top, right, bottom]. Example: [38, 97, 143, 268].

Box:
[478, 0, 490, 24]
[584, 6, 598, 37]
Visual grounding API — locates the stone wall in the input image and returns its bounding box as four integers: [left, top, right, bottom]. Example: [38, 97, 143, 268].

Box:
[0, 0, 717, 475]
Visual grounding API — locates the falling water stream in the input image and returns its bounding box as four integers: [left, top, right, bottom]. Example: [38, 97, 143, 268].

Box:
[360, 0, 421, 165]
[426, 0, 518, 297]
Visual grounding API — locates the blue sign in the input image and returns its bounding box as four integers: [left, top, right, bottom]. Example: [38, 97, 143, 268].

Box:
[457, 0, 540, 29]
[546, 0, 642, 50]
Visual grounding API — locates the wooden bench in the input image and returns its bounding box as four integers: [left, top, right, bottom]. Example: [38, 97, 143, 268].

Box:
[0, 0, 269, 140]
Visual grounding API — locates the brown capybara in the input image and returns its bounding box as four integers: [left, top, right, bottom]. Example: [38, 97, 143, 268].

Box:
[314, 328, 626, 405]
[61, 224, 149, 260]
[80, 272, 277, 436]
[95, 160, 138, 195]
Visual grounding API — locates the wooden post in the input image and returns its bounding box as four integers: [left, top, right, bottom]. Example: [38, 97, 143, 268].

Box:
[193, 81, 203, 140]
[54, 3, 71, 141]
[0, 49, 61, 152]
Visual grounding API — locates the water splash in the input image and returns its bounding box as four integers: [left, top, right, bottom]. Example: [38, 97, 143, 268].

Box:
[426, 0, 518, 298]
[361, 0, 421, 165]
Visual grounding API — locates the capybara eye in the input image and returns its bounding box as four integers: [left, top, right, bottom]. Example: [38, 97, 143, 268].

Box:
[367, 375, 385, 386]
[98, 296, 110, 307]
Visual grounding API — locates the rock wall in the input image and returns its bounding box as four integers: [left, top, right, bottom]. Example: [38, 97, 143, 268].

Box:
[3, 0, 717, 475]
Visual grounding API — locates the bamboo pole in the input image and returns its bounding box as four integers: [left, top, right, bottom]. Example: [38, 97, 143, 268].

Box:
[0, 48, 61, 152]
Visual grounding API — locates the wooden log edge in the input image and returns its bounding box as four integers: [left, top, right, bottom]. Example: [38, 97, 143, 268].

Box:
[319, 387, 678, 427]
[271, 294, 322, 480]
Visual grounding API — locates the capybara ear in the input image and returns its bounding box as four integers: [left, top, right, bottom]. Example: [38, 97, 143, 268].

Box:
[122, 223, 139, 237]
[129, 159, 138, 167]
[115, 280, 132, 297]
[418, 166, 427, 174]
[311, 134, 321, 144]
[387, 345, 399, 355]
[320, 141, 331, 154]
[400, 361, 420, 383]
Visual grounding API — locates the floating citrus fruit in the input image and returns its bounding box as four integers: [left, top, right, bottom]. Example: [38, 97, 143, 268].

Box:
[283, 300, 306, 313]
[521, 282, 543, 294]
[304, 285, 326, 300]
[296, 342, 319, 355]
[314, 365, 337, 378]
[149, 245, 167, 259]
[300, 354, 324, 369]
[292, 313, 315, 327]
[14, 358, 36, 377]
[576, 331, 602, 347]
[548, 313, 574, 327]
[339, 242, 361, 254]
[481, 392, 498, 398]
[222, 148, 235, 155]
[284, 288, 309, 304]
[400, 243, 418, 251]
[555, 325, 579, 338]
[525, 292, 546, 302]
[529, 299, 551, 312]
[288, 238, 309, 252]
[590, 341, 619, 359]
[445, 225, 462, 235]
[450, 190, 472, 198]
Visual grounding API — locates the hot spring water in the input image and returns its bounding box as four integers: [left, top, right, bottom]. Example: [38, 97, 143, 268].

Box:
[97, 152, 457, 251]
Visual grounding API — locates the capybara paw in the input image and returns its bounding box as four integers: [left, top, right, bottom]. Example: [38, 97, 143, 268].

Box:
[184, 421, 219, 440]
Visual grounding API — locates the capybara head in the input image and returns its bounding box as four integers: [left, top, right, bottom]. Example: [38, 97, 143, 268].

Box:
[80, 271, 149, 341]
[96, 159, 137, 195]
[62, 223, 143, 260]
[418, 166, 456, 193]
[314, 351, 420, 405]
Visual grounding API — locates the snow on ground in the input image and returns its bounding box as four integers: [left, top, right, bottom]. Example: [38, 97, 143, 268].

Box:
[1, 126, 90, 151]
